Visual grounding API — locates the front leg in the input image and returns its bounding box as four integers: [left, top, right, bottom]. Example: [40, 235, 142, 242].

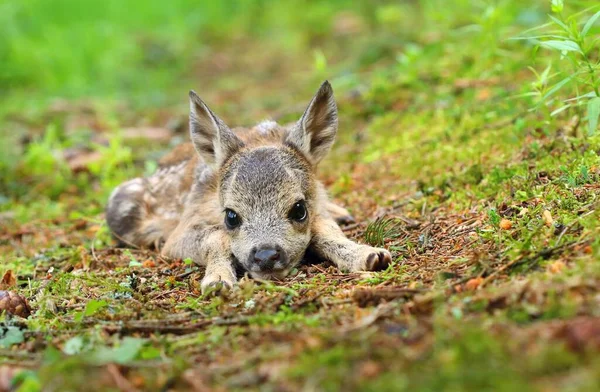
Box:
[162, 225, 236, 294]
[310, 216, 392, 272]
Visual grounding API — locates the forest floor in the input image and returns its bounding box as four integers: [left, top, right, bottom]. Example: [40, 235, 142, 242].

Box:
[1, 1, 599, 391]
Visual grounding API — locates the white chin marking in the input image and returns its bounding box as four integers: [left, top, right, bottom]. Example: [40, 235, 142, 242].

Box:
[250, 269, 289, 281]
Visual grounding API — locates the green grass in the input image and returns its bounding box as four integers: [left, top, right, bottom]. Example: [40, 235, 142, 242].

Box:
[1, 0, 600, 391]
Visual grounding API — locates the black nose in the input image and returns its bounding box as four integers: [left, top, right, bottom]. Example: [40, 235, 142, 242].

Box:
[252, 247, 281, 270]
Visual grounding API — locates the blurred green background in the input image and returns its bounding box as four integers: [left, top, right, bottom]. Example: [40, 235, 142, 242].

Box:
[0, 0, 550, 199]
[1, 0, 598, 222]
[0, 0, 553, 108]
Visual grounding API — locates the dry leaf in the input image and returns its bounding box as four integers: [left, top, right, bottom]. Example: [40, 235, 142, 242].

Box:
[499, 219, 512, 230]
[142, 260, 156, 268]
[0, 270, 16, 289]
[547, 260, 566, 274]
[465, 277, 483, 291]
[542, 210, 554, 227]
[358, 360, 382, 379]
[64, 149, 103, 173]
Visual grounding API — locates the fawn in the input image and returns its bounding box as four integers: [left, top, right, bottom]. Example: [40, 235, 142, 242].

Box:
[106, 82, 391, 293]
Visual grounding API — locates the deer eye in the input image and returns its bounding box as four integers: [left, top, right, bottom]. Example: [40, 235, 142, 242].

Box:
[288, 200, 308, 222]
[224, 209, 241, 229]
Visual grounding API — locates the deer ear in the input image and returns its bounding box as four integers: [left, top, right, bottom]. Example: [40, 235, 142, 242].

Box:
[285, 81, 338, 164]
[189, 91, 244, 166]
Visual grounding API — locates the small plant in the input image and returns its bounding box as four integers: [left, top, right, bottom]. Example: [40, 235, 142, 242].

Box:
[519, 0, 600, 135]
[364, 217, 402, 247]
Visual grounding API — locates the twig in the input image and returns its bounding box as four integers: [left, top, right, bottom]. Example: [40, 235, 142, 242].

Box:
[102, 320, 212, 335]
[99, 315, 251, 336]
[556, 207, 596, 245]
[175, 270, 195, 281]
[352, 287, 426, 307]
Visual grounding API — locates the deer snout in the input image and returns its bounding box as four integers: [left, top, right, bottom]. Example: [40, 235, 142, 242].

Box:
[250, 245, 287, 271]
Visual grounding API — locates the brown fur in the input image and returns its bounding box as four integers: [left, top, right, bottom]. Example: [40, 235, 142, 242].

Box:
[106, 82, 391, 293]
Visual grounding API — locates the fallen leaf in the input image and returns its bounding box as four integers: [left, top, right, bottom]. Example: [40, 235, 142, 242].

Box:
[0, 270, 16, 289]
[543, 210, 554, 227]
[547, 260, 566, 274]
[499, 219, 512, 230]
[358, 360, 381, 379]
[465, 277, 483, 291]
[476, 88, 492, 101]
[142, 260, 156, 268]
[64, 149, 103, 173]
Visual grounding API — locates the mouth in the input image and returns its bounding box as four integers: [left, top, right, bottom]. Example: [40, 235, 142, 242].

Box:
[248, 271, 289, 280]
[246, 265, 294, 281]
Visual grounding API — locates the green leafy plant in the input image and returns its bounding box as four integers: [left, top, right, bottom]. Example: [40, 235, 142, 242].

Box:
[73, 299, 108, 322]
[519, 0, 600, 135]
[20, 125, 72, 197]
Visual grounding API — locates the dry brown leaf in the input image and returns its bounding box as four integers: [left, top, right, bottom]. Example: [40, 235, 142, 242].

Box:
[542, 210, 554, 227]
[358, 360, 382, 379]
[64, 149, 103, 173]
[547, 260, 566, 274]
[465, 277, 483, 291]
[142, 260, 156, 268]
[499, 219, 512, 230]
[476, 88, 492, 101]
[0, 270, 16, 289]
